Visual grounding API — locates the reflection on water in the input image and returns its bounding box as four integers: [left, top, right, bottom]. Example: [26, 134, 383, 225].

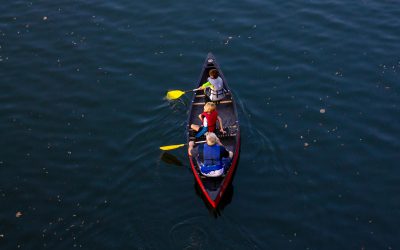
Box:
[194, 182, 234, 217]
[160, 152, 184, 167]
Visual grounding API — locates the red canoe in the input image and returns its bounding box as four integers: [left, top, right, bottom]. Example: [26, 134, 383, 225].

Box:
[187, 53, 241, 208]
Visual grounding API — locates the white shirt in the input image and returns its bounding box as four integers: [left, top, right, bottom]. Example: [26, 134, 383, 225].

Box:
[207, 76, 225, 101]
[207, 77, 223, 90]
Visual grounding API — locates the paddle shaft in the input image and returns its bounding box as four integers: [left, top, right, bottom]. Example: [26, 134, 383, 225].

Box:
[185, 89, 197, 93]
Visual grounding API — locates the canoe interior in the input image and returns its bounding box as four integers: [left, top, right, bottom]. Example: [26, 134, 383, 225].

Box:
[187, 53, 240, 205]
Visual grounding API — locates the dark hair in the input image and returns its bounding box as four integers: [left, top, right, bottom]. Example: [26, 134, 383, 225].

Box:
[209, 69, 219, 79]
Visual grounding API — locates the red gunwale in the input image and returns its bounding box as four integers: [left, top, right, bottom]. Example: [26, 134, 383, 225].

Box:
[189, 131, 240, 208]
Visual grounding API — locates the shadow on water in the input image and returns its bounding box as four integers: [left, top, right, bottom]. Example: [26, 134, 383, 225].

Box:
[194, 182, 234, 218]
[160, 152, 184, 167]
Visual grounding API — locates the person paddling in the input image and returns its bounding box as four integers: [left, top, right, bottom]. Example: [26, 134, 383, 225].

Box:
[194, 69, 226, 101]
[190, 102, 225, 138]
[188, 132, 233, 177]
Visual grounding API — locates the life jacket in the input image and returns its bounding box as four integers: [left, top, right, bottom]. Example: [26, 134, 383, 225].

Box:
[207, 77, 225, 101]
[202, 111, 218, 132]
[200, 144, 223, 177]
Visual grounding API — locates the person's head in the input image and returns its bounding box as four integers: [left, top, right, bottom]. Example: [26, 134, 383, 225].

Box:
[206, 132, 218, 146]
[209, 69, 219, 79]
[203, 102, 216, 113]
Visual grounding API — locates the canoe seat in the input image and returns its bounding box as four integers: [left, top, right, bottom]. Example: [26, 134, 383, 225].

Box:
[192, 102, 206, 106]
[192, 99, 232, 106]
[217, 100, 233, 104]
[195, 92, 231, 98]
[216, 132, 237, 138]
[188, 124, 237, 138]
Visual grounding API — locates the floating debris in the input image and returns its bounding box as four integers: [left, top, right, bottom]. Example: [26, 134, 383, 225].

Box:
[16, 211, 22, 218]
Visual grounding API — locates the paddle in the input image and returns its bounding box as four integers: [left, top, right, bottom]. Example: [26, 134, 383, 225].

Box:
[166, 89, 197, 100]
[160, 143, 186, 151]
[160, 140, 206, 151]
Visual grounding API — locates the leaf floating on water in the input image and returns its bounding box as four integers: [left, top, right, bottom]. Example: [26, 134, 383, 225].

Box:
[16, 211, 22, 218]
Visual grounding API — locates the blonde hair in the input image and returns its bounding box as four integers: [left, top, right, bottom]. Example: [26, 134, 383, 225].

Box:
[206, 132, 218, 146]
[204, 102, 216, 113]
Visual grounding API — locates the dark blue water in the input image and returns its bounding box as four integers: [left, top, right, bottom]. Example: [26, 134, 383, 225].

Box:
[1, 0, 399, 249]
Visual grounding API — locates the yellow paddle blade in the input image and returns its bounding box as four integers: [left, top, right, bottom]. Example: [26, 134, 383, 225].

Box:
[166, 90, 185, 100]
[159, 144, 185, 151]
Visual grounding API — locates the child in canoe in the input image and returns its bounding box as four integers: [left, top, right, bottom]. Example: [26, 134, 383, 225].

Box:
[191, 102, 226, 138]
[194, 69, 225, 101]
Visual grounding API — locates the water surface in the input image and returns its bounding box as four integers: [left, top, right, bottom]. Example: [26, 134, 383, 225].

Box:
[0, 0, 399, 249]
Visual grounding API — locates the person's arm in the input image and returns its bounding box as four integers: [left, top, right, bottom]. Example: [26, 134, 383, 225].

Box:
[217, 116, 226, 133]
[188, 141, 195, 156]
[198, 113, 203, 123]
[194, 82, 211, 91]
[220, 146, 233, 159]
[201, 82, 212, 89]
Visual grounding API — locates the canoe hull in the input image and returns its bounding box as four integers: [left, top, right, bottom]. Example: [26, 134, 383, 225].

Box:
[187, 53, 241, 209]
